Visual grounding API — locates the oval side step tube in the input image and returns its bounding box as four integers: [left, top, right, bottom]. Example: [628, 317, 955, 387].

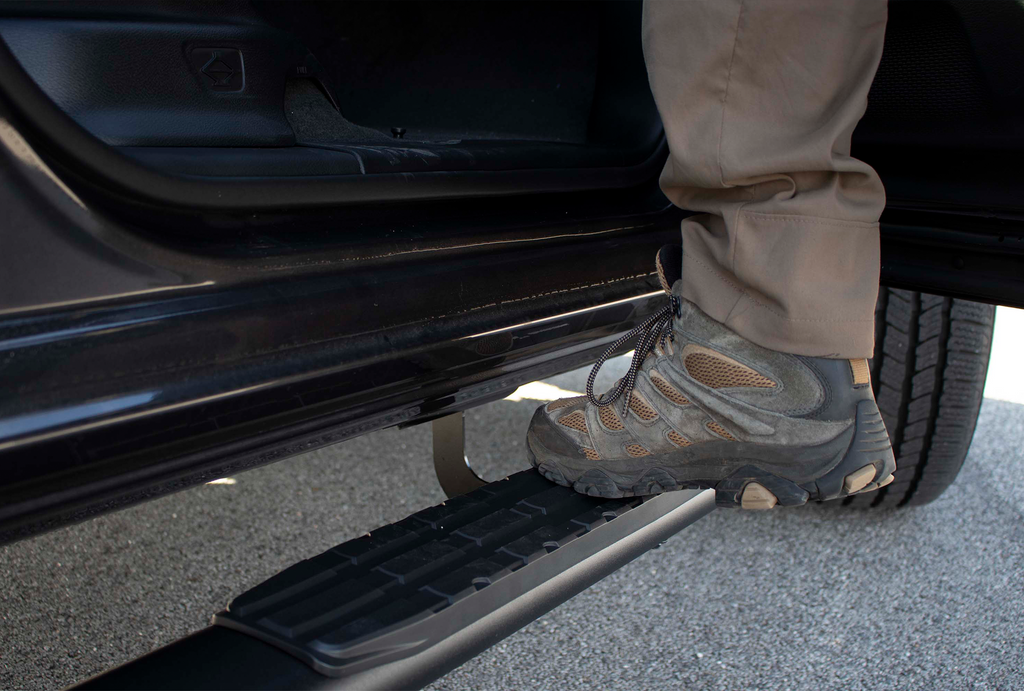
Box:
[75, 471, 715, 690]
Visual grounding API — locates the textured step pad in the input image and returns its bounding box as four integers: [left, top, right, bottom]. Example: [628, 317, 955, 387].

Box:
[213, 470, 696, 676]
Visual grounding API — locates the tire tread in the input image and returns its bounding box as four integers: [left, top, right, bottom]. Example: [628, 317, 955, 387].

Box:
[843, 288, 994, 508]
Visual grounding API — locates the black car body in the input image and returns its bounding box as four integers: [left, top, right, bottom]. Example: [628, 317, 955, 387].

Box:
[1, 0, 1022, 544]
[0, 4, 1021, 684]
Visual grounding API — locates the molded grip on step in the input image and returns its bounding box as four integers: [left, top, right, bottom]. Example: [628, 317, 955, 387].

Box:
[213, 470, 713, 678]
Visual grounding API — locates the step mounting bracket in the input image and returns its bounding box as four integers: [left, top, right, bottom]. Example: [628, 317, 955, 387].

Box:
[432, 411, 487, 498]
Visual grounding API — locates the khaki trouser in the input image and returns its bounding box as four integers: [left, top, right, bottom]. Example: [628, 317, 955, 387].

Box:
[643, 0, 887, 359]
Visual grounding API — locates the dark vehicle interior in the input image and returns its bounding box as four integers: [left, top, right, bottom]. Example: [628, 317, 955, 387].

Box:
[0, 1, 665, 206]
[0, 0, 1022, 215]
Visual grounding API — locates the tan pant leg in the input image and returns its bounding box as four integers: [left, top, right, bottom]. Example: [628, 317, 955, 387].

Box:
[643, 0, 887, 359]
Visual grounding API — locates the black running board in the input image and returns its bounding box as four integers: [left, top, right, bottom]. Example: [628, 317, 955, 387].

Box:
[75, 471, 714, 690]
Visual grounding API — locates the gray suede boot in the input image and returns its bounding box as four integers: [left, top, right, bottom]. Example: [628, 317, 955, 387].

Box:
[526, 248, 896, 509]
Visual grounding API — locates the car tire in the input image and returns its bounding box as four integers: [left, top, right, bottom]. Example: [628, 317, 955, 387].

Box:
[843, 288, 995, 508]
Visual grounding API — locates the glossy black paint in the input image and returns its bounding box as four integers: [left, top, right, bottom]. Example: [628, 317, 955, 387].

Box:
[0, 108, 681, 544]
[2, 5, 1024, 545]
[3, 96, 1024, 548]
[3, 99, 1024, 546]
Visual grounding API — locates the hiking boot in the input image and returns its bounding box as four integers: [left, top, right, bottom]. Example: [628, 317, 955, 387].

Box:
[526, 246, 896, 509]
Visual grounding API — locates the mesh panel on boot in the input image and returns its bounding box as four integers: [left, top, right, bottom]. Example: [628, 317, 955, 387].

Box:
[546, 396, 586, 412]
[625, 444, 650, 458]
[598, 405, 625, 431]
[628, 393, 659, 421]
[558, 410, 588, 433]
[684, 351, 775, 389]
[650, 371, 690, 405]
[667, 430, 691, 447]
[706, 421, 736, 441]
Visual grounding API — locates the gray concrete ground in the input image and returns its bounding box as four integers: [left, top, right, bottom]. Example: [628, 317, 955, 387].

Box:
[2, 308, 1023, 690]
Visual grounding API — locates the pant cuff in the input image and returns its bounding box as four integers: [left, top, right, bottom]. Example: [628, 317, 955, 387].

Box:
[679, 213, 879, 359]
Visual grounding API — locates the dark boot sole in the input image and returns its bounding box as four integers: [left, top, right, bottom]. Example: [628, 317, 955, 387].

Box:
[527, 400, 896, 509]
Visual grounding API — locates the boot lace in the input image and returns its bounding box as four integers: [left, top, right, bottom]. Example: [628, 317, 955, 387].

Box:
[586, 295, 680, 414]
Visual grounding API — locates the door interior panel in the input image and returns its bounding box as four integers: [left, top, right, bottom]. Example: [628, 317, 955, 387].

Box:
[0, 0, 664, 191]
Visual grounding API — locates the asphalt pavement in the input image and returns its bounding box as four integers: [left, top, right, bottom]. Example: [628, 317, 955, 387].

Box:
[1, 308, 1022, 690]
